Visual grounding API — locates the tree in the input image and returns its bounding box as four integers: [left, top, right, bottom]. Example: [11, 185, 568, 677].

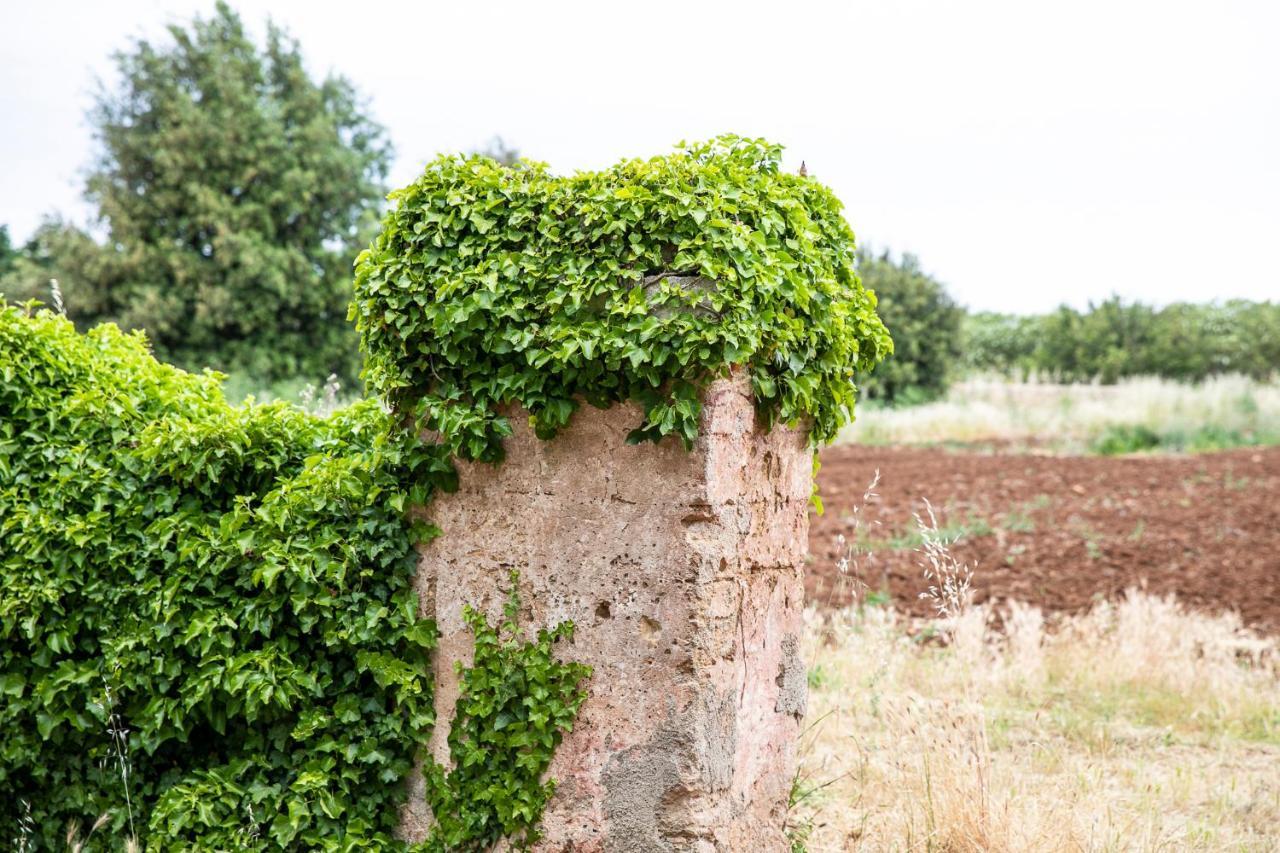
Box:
[15, 2, 391, 382]
[856, 248, 963, 403]
[0, 226, 16, 276]
[962, 311, 1040, 378]
[473, 135, 520, 166]
[0, 218, 120, 321]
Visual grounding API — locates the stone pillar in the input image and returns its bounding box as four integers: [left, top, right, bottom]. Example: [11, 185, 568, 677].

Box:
[401, 374, 812, 851]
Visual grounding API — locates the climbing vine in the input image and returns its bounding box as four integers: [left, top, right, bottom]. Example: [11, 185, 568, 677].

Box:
[2, 135, 888, 850]
[0, 306, 590, 850]
[422, 573, 590, 852]
[351, 134, 891, 458]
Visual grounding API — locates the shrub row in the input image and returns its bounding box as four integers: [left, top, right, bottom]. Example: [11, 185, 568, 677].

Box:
[1, 304, 435, 847]
[965, 299, 1280, 384]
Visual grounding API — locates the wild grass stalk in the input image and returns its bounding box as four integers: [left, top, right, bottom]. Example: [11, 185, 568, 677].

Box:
[101, 677, 137, 840]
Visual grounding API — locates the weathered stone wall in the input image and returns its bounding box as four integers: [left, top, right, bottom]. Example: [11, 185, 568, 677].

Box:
[401, 374, 812, 851]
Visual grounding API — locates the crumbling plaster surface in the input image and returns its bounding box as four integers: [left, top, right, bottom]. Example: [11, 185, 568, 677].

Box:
[401, 374, 811, 851]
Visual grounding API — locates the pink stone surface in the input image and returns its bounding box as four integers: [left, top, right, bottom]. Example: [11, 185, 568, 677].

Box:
[400, 374, 811, 851]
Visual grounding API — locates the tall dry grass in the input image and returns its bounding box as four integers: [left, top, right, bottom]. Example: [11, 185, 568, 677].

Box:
[794, 592, 1280, 851]
[842, 375, 1280, 451]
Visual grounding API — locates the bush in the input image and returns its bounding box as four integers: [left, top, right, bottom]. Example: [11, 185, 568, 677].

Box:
[0, 304, 438, 848]
[1091, 424, 1163, 454]
[962, 311, 1041, 378]
[352, 135, 892, 452]
[855, 250, 963, 403]
[0, 219, 121, 324]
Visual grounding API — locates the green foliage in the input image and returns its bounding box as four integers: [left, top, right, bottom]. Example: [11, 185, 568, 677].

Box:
[351, 135, 892, 456]
[0, 219, 119, 323]
[1, 303, 596, 850]
[962, 311, 1042, 379]
[0, 2, 390, 383]
[1091, 422, 1280, 455]
[855, 249, 963, 403]
[1091, 424, 1163, 455]
[0, 225, 16, 275]
[5, 135, 884, 848]
[965, 298, 1280, 384]
[422, 572, 590, 852]
[0, 303, 439, 849]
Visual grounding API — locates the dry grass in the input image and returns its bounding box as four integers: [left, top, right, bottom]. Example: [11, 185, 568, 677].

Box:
[841, 376, 1280, 451]
[793, 593, 1280, 851]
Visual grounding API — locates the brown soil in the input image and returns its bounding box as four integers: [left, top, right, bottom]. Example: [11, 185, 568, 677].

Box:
[808, 445, 1280, 633]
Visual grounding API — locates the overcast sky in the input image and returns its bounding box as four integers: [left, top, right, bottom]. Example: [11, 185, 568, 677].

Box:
[2, 0, 1277, 313]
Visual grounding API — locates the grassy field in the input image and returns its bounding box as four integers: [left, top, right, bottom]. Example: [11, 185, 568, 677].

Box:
[843, 376, 1280, 453]
[792, 592, 1280, 851]
[807, 381, 1280, 850]
[219, 371, 355, 412]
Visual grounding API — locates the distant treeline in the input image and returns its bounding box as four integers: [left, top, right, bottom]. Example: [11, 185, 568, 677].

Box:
[964, 299, 1280, 384]
[857, 252, 1278, 403]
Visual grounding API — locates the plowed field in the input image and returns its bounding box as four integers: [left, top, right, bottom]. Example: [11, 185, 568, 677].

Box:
[808, 445, 1280, 632]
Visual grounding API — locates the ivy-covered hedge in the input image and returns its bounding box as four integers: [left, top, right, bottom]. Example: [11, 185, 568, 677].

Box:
[3, 136, 889, 850]
[1, 305, 438, 848]
[1, 306, 587, 850]
[351, 135, 891, 456]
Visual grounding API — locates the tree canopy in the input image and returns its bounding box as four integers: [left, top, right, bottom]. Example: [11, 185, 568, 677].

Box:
[965, 298, 1280, 383]
[856, 248, 963, 403]
[1, 2, 390, 383]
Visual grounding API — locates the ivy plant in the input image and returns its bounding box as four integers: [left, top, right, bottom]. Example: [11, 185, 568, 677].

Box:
[351, 134, 891, 457]
[0, 305, 439, 849]
[421, 572, 590, 852]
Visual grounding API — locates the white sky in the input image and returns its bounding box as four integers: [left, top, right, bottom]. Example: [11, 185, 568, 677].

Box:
[2, 0, 1277, 313]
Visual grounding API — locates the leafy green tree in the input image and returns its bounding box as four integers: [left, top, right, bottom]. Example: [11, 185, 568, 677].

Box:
[962, 311, 1040, 377]
[0, 218, 120, 321]
[10, 2, 391, 382]
[856, 249, 963, 402]
[473, 135, 521, 166]
[0, 226, 16, 276]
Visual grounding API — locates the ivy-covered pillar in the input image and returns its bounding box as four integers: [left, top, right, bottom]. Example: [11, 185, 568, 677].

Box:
[349, 136, 891, 850]
[400, 372, 812, 849]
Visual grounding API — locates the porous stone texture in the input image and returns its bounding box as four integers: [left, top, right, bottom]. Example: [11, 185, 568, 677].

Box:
[401, 374, 811, 851]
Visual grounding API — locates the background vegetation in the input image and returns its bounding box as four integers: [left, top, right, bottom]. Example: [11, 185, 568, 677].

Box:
[1, 2, 1273, 408]
[854, 248, 963, 404]
[966, 299, 1280, 384]
[0, 2, 389, 385]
